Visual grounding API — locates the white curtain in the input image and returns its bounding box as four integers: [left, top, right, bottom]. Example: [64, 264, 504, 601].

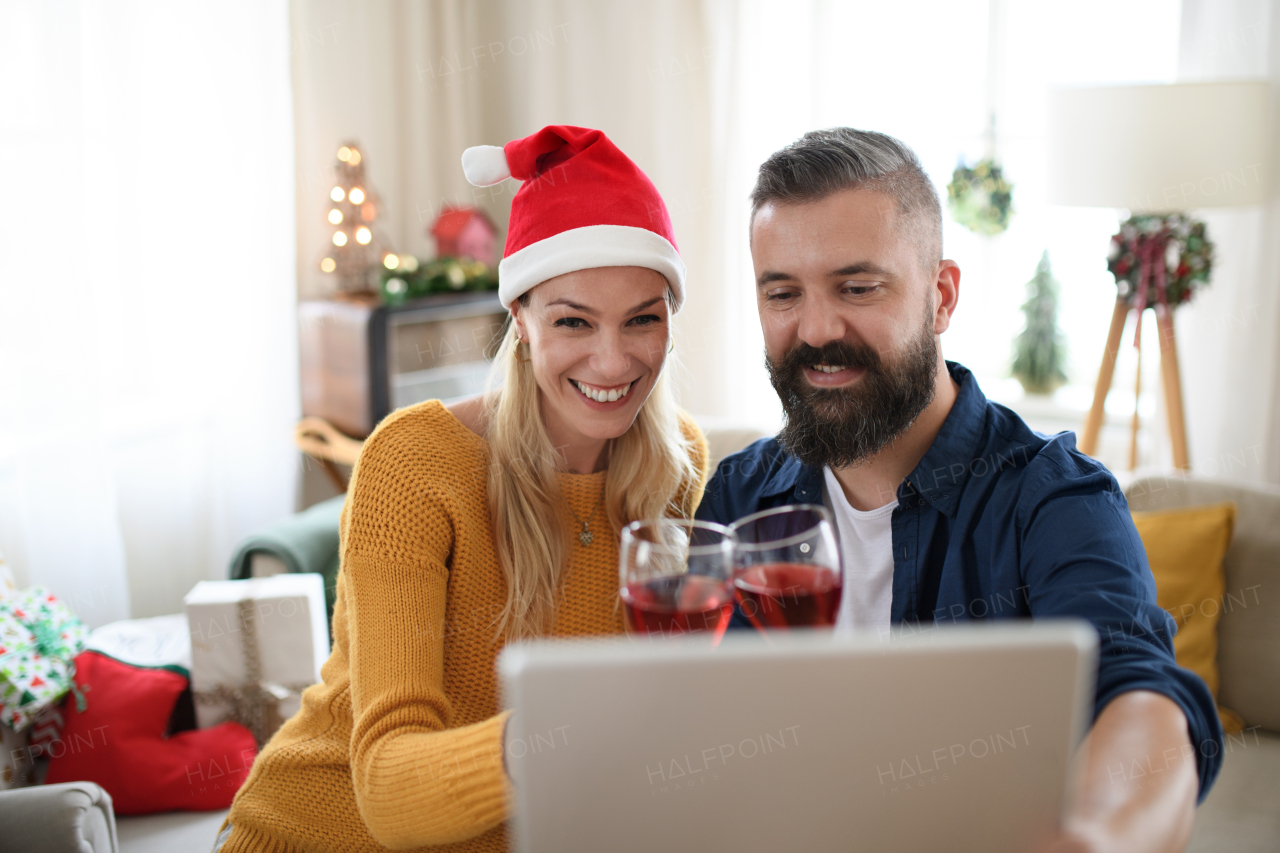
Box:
[1176, 0, 1280, 484]
[0, 1, 299, 626]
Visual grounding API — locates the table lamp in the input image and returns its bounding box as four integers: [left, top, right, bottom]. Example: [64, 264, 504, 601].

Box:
[1046, 80, 1270, 470]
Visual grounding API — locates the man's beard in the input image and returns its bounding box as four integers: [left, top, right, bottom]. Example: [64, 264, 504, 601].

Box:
[767, 318, 939, 469]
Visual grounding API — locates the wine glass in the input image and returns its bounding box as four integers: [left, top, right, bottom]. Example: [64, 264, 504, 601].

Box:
[730, 504, 842, 630]
[618, 519, 736, 640]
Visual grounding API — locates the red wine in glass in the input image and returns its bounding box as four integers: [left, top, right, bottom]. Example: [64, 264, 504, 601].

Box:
[621, 575, 735, 640]
[734, 562, 842, 629]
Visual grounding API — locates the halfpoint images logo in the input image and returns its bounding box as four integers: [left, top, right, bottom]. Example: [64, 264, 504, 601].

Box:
[876, 725, 1032, 796]
[645, 725, 801, 796]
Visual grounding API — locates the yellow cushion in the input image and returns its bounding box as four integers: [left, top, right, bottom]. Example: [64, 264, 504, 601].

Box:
[1131, 502, 1242, 733]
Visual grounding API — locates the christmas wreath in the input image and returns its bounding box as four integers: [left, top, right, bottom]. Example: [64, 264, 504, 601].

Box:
[947, 158, 1014, 235]
[1107, 214, 1213, 309]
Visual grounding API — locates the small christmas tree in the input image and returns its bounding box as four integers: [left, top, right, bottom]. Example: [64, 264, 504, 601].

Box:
[1011, 250, 1068, 395]
[319, 142, 395, 294]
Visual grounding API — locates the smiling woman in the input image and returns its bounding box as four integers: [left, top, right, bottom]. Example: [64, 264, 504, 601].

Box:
[482, 263, 694, 639]
[512, 268, 671, 468]
[216, 126, 710, 853]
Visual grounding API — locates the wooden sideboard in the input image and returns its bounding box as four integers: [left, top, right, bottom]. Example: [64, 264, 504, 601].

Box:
[298, 292, 507, 438]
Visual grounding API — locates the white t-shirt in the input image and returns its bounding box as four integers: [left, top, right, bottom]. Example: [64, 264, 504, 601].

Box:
[822, 466, 897, 632]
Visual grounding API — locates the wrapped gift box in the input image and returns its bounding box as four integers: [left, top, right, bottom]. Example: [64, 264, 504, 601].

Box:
[6, 587, 90, 661]
[184, 574, 329, 745]
[0, 588, 88, 731]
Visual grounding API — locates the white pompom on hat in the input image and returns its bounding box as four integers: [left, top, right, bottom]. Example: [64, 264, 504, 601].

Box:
[460, 125, 686, 311]
[460, 145, 510, 187]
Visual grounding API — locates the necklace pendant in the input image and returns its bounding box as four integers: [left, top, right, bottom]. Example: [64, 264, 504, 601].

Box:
[578, 526, 593, 546]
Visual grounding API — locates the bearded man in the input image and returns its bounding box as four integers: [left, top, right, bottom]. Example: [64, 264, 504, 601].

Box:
[696, 128, 1221, 852]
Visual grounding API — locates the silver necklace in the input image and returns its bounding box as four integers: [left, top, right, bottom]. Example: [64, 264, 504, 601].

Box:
[568, 493, 605, 546]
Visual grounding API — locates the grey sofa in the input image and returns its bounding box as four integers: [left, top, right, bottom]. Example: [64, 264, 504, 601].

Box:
[0, 782, 117, 853]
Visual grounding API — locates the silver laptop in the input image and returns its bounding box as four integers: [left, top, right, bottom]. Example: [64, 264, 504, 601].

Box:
[498, 622, 1097, 853]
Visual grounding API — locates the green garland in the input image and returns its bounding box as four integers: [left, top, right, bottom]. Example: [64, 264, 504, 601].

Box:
[947, 158, 1013, 236]
[1106, 214, 1212, 308]
[380, 257, 498, 306]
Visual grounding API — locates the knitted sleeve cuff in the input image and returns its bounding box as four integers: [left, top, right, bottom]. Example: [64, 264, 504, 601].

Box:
[353, 710, 513, 848]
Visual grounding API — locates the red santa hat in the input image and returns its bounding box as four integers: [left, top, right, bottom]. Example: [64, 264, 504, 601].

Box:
[461, 125, 686, 311]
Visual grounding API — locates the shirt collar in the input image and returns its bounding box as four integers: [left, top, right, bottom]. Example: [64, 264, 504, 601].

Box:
[899, 361, 988, 516]
[760, 444, 821, 502]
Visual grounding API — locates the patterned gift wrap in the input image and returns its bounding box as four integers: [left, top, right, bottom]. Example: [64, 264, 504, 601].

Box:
[0, 588, 88, 731]
[7, 588, 89, 659]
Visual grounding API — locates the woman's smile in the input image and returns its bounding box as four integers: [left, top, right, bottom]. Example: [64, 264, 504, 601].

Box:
[571, 378, 639, 406]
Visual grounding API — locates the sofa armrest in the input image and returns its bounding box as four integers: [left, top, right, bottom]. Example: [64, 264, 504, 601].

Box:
[0, 781, 118, 853]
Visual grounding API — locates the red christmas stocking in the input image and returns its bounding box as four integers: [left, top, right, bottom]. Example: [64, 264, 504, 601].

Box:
[44, 651, 257, 814]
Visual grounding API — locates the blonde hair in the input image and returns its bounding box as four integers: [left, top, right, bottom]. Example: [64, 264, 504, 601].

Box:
[483, 293, 697, 640]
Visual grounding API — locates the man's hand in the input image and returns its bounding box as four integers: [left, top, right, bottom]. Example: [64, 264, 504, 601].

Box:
[1039, 691, 1199, 853]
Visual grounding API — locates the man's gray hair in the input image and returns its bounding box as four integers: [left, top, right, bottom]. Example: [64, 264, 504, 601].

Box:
[750, 128, 943, 272]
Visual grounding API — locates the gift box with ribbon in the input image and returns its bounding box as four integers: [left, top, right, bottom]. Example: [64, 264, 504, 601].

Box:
[0, 587, 89, 731]
[184, 574, 329, 746]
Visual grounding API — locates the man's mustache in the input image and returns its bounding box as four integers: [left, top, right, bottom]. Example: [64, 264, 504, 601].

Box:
[774, 340, 882, 379]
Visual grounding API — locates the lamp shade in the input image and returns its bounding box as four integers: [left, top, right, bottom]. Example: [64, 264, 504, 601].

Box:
[1047, 81, 1271, 211]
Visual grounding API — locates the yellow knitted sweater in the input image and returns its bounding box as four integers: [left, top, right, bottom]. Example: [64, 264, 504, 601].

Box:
[221, 400, 708, 853]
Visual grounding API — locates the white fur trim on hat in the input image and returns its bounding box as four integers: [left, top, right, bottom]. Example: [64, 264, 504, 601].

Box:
[461, 145, 510, 187]
[497, 224, 687, 311]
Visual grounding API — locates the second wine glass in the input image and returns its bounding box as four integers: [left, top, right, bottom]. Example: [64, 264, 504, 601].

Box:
[731, 504, 842, 630]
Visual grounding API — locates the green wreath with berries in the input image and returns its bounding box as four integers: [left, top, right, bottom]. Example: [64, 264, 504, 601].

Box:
[1106, 214, 1213, 308]
[947, 158, 1014, 236]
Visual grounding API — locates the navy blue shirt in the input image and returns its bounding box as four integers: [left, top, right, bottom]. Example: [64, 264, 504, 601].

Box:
[697, 362, 1222, 799]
